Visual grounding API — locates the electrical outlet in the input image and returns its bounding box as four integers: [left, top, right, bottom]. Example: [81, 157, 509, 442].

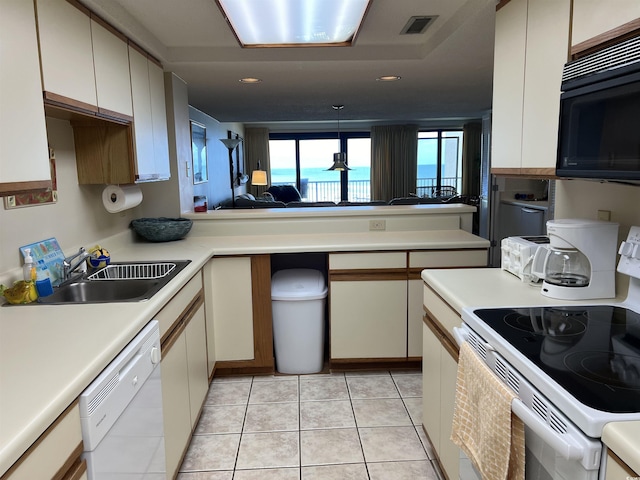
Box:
[369, 219, 386, 231]
[597, 210, 611, 221]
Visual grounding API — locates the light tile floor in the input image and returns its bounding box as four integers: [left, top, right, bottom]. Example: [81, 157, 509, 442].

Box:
[177, 370, 443, 480]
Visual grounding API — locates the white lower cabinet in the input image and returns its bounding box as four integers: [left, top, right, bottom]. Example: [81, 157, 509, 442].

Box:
[4, 402, 86, 480]
[422, 283, 463, 480]
[159, 273, 208, 479]
[208, 257, 255, 362]
[331, 279, 407, 359]
[330, 250, 487, 362]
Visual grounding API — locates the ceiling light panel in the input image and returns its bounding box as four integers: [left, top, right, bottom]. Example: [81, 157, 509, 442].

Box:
[218, 0, 370, 47]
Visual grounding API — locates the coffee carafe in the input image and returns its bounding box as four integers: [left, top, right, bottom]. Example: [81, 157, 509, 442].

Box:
[532, 219, 619, 300]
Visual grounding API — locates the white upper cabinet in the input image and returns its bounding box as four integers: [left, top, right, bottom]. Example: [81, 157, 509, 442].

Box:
[491, 0, 570, 175]
[36, 0, 133, 120]
[0, 0, 51, 195]
[572, 0, 640, 48]
[91, 19, 133, 118]
[129, 46, 171, 181]
[36, 0, 97, 110]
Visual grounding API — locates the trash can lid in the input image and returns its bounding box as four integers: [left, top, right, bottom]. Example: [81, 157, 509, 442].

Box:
[271, 268, 328, 301]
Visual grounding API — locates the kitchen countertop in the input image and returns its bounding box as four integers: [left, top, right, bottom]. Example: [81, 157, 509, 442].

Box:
[0, 227, 488, 475]
[421, 267, 639, 474]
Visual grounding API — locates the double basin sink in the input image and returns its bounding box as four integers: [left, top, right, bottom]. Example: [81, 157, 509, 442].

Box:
[37, 260, 191, 304]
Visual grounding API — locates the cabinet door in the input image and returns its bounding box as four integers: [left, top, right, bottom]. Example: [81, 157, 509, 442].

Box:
[36, 0, 97, 109]
[439, 347, 460, 480]
[148, 61, 171, 179]
[330, 279, 407, 359]
[209, 257, 255, 361]
[0, 0, 50, 193]
[129, 46, 170, 182]
[572, 1, 640, 47]
[492, 0, 570, 173]
[129, 46, 156, 180]
[520, 0, 570, 170]
[5, 403, 83, 480]
[422, 322, 442, 453]
[91, 19, 133, 118]
[185, 304, 209, 430]
[491, 0, 527, 171]
[408, 279, 424, 357]
[161, 333, 191, 479]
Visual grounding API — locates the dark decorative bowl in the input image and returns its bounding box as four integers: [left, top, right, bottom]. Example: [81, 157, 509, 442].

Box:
[130, 217, 193, 242]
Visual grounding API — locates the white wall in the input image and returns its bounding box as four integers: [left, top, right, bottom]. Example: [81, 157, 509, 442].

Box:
[555, 179, 640, 295]
[0, 117, 138, 279]
[189, 107, 244, 208]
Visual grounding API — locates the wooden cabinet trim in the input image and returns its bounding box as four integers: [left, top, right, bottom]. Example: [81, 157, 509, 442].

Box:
[161, 290, 204, 354]
[491, 167, 557, 178]
[329, 269, 408, 281]
[408, 263, 486, 279]
[607, 449, 639, 476]
[0, 180, 52, 197]
[52, 443, 83, 480]
[44, 92, 99, 115]
[423, 311, 458, 362]
[571, 18, 640, 59]
[496, 0, 512, 12]
[250, 255, 275, 369]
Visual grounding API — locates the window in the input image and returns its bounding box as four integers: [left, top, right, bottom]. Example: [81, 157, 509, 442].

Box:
[269, 133, 371, 203]
[417, 130, 463, 197]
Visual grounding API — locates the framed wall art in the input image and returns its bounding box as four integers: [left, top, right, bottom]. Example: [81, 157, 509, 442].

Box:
[191, 121, 208, 184]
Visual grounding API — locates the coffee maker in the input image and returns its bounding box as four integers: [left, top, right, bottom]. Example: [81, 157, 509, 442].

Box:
[532, 219, 619, 300]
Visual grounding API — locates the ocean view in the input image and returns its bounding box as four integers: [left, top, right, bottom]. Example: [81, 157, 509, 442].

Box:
[272, 164, 439, 185]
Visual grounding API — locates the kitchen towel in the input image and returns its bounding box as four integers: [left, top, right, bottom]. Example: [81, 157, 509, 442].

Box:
[451, 342, 525, 480]
[102, 184, 143, 213]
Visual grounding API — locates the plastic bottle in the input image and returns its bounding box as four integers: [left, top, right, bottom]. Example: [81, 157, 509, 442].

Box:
[23, 248, 36, 282]
[35, 260, 54, 297]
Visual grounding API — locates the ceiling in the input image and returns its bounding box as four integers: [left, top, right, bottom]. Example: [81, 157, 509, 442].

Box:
[80, 0, 497, 130]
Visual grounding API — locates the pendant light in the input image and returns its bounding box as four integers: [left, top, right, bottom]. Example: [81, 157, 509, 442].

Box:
[327, 105, 351, 171]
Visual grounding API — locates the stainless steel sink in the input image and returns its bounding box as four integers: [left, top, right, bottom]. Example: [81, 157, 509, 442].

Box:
[37, 260, 191, 304]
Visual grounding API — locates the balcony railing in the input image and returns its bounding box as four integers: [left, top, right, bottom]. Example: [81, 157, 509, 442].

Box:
[274, 177, 461, 202]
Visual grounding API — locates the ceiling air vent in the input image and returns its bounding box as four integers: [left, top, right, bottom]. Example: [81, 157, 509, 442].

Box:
[400, 16, 437, 35]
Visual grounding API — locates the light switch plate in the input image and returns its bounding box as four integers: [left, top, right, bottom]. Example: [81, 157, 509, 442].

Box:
[369, 219, 386, 231]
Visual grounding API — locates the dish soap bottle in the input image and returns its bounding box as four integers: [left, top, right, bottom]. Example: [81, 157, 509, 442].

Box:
[35, 260, 54, 297]
[23, 248, 36, 282]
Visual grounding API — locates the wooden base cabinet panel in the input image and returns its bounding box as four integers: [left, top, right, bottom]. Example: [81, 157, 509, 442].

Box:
[331, 280, 407, 359]
[408, 279, 425, 357]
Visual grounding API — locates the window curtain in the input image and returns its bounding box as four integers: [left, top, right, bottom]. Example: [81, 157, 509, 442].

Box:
[244, 127, 271, 197]
[462, 122, 482, 197]
[370, 125, 418, 202]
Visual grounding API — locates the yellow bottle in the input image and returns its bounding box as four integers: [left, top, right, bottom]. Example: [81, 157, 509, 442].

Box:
[23, 248, 36, 282]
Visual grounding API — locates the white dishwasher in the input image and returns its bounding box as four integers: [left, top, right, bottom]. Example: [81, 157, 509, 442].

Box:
[79, 320, 166, 479]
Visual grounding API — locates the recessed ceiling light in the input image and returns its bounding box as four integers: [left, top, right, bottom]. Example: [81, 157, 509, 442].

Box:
[376, 75, 402, 82]
[218, 0, 371, 48]
[239, 77, 262, 84]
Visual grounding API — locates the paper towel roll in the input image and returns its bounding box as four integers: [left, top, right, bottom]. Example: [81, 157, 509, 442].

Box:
[102, 184, 143, 213]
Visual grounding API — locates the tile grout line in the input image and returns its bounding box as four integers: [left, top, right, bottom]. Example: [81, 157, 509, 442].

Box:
[346, 371, 373, 480]
[231, 376, 254, 478]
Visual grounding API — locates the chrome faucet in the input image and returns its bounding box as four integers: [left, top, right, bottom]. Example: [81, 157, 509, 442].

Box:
[62, 247, 89, 282]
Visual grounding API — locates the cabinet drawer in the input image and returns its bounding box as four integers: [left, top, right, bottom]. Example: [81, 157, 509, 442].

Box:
[409, 250, 487, 268]
[329, 252, 406, 270]
[6, 403, 82, 480]
[423, 284, 462, 339]
[156, 272, 203, 342]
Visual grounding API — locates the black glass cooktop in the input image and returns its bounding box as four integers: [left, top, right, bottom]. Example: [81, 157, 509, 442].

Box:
[471, 306, 640, 413]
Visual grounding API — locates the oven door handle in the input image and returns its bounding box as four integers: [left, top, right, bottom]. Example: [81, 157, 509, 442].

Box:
[511, 398, 584, 461]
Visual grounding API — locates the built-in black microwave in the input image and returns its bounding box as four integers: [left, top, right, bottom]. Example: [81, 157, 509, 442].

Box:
[556, 36, 640, 181]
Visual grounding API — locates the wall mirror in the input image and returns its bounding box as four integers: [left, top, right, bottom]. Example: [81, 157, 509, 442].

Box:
[191, 121, 208, 184]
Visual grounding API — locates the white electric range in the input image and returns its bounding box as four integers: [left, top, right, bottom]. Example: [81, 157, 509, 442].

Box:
[456, 226, 640, 479]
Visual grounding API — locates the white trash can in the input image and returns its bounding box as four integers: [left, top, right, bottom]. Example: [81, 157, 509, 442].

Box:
[271, 269, 328, 374]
